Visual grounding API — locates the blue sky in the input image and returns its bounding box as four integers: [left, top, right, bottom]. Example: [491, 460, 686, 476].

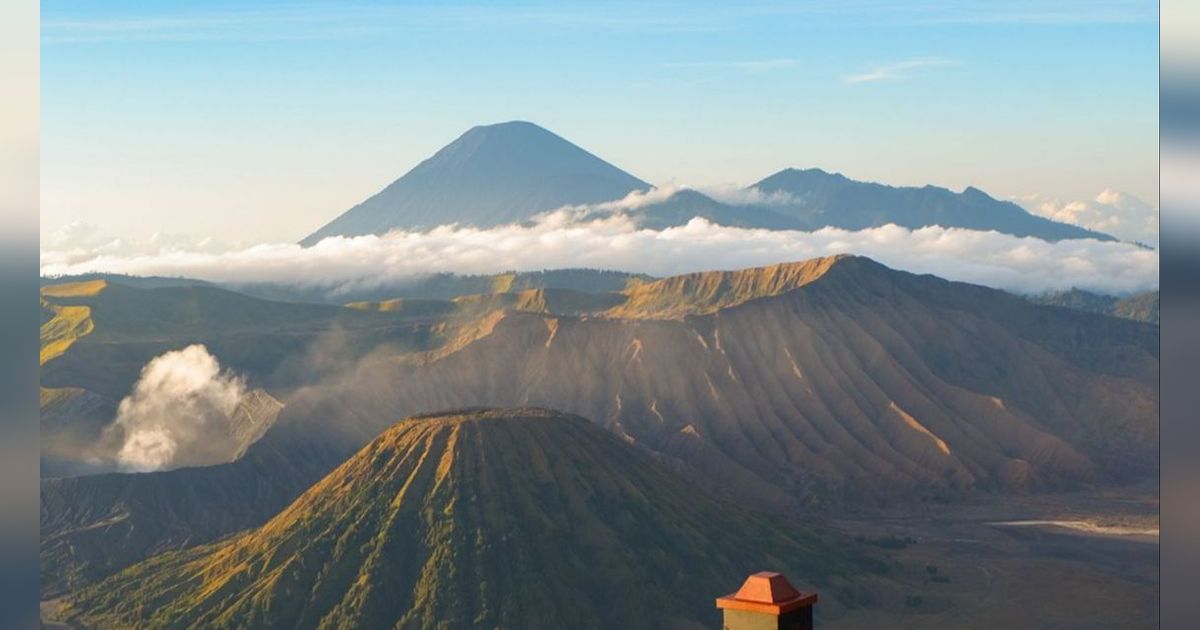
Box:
[41, 1, 1159, 242]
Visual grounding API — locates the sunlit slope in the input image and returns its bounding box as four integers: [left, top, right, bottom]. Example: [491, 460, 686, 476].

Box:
[222, 267, 649, 305]
[40, 430, 335, 597]
[37, 278, 446, 477]
[40, 281, 111, 476]
[38, 279, 433, 402]
[284, 256, 1157, 508]
[346, 256, 852, 321]
[40, 279, 105, 365]
[66, 408, 879, 630]
[349, 287, 626, 318]
[40, 256, 1158, 595]
[607, 255, 845, 319]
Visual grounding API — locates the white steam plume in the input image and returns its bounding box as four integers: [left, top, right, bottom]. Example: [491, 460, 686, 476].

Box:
[106, 344, 248, 472]
[42, 213, 1158, 296]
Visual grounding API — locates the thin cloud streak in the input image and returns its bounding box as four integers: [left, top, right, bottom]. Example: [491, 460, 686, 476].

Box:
[43, 2, 1155, 44]
[660, 58, 799, 73]
[41, 3, 722, 44]
[842, 57, 958, 84]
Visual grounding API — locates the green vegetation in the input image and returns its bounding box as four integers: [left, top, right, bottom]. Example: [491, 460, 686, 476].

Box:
[66, 408, 885, 629]
[40, 281, 102, 366]
[857, 535, 916, 550]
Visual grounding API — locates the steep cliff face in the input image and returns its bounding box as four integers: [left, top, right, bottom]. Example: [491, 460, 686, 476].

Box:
[281, 256, 1156, 507]
[66, 408, 878, 630]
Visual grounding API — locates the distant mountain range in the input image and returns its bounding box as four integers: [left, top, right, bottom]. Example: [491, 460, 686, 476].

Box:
[62, 408, 880, 629]
[301, 121, 1116, 244]
[40, 256, 1157, 598]
[751, 168, 1114, 241]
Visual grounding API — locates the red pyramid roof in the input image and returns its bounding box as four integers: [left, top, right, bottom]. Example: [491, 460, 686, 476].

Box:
[715, 571, 818, 615]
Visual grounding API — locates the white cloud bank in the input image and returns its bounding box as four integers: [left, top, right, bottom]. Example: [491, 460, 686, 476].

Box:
[105, 344, 248, 472]
[42, 212, 1158, 297]
[1015, 190, 1159, 246]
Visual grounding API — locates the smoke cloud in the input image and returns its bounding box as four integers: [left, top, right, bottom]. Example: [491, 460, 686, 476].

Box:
[106, 344, 248, 472]
[42, 212, 1158, 296]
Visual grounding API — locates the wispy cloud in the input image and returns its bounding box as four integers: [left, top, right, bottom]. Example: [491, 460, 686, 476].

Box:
[911, 0, 1155, 25]
[45, 2, 1154, 44]
[660, 58, 799, 73]
[41, 3, 725, 44]
[842, 56, 958, 84]
[41, 9, 375, 44]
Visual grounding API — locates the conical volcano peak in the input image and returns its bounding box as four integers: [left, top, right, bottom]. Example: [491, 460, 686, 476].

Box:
[433, 121, 584, 160]
[300, 122, 649, 245]
[375, 406, 584, 442]
[66, 406, 873, 629]
[458, 119, 564, 142]
[420, 121, 641, 177]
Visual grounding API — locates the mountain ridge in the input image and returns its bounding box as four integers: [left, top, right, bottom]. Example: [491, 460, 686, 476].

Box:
[1030, 288, 1159, 324]
[64, 407, 880, 629]
[751, 167, 1115, 241]
[298, 121, 1119, 244]
[40, 256, 1157, 595]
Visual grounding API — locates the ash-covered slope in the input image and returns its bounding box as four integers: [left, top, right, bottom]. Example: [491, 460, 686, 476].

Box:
[40, 256, 1158, 595]
[301, 121, 649, 245]
[286, 256, 1157, 508]
[66, 408, 877, 630]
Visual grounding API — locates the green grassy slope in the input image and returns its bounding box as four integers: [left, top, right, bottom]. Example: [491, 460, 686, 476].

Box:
[66, 408, 883, 630]
[41, 432, 335, 597]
